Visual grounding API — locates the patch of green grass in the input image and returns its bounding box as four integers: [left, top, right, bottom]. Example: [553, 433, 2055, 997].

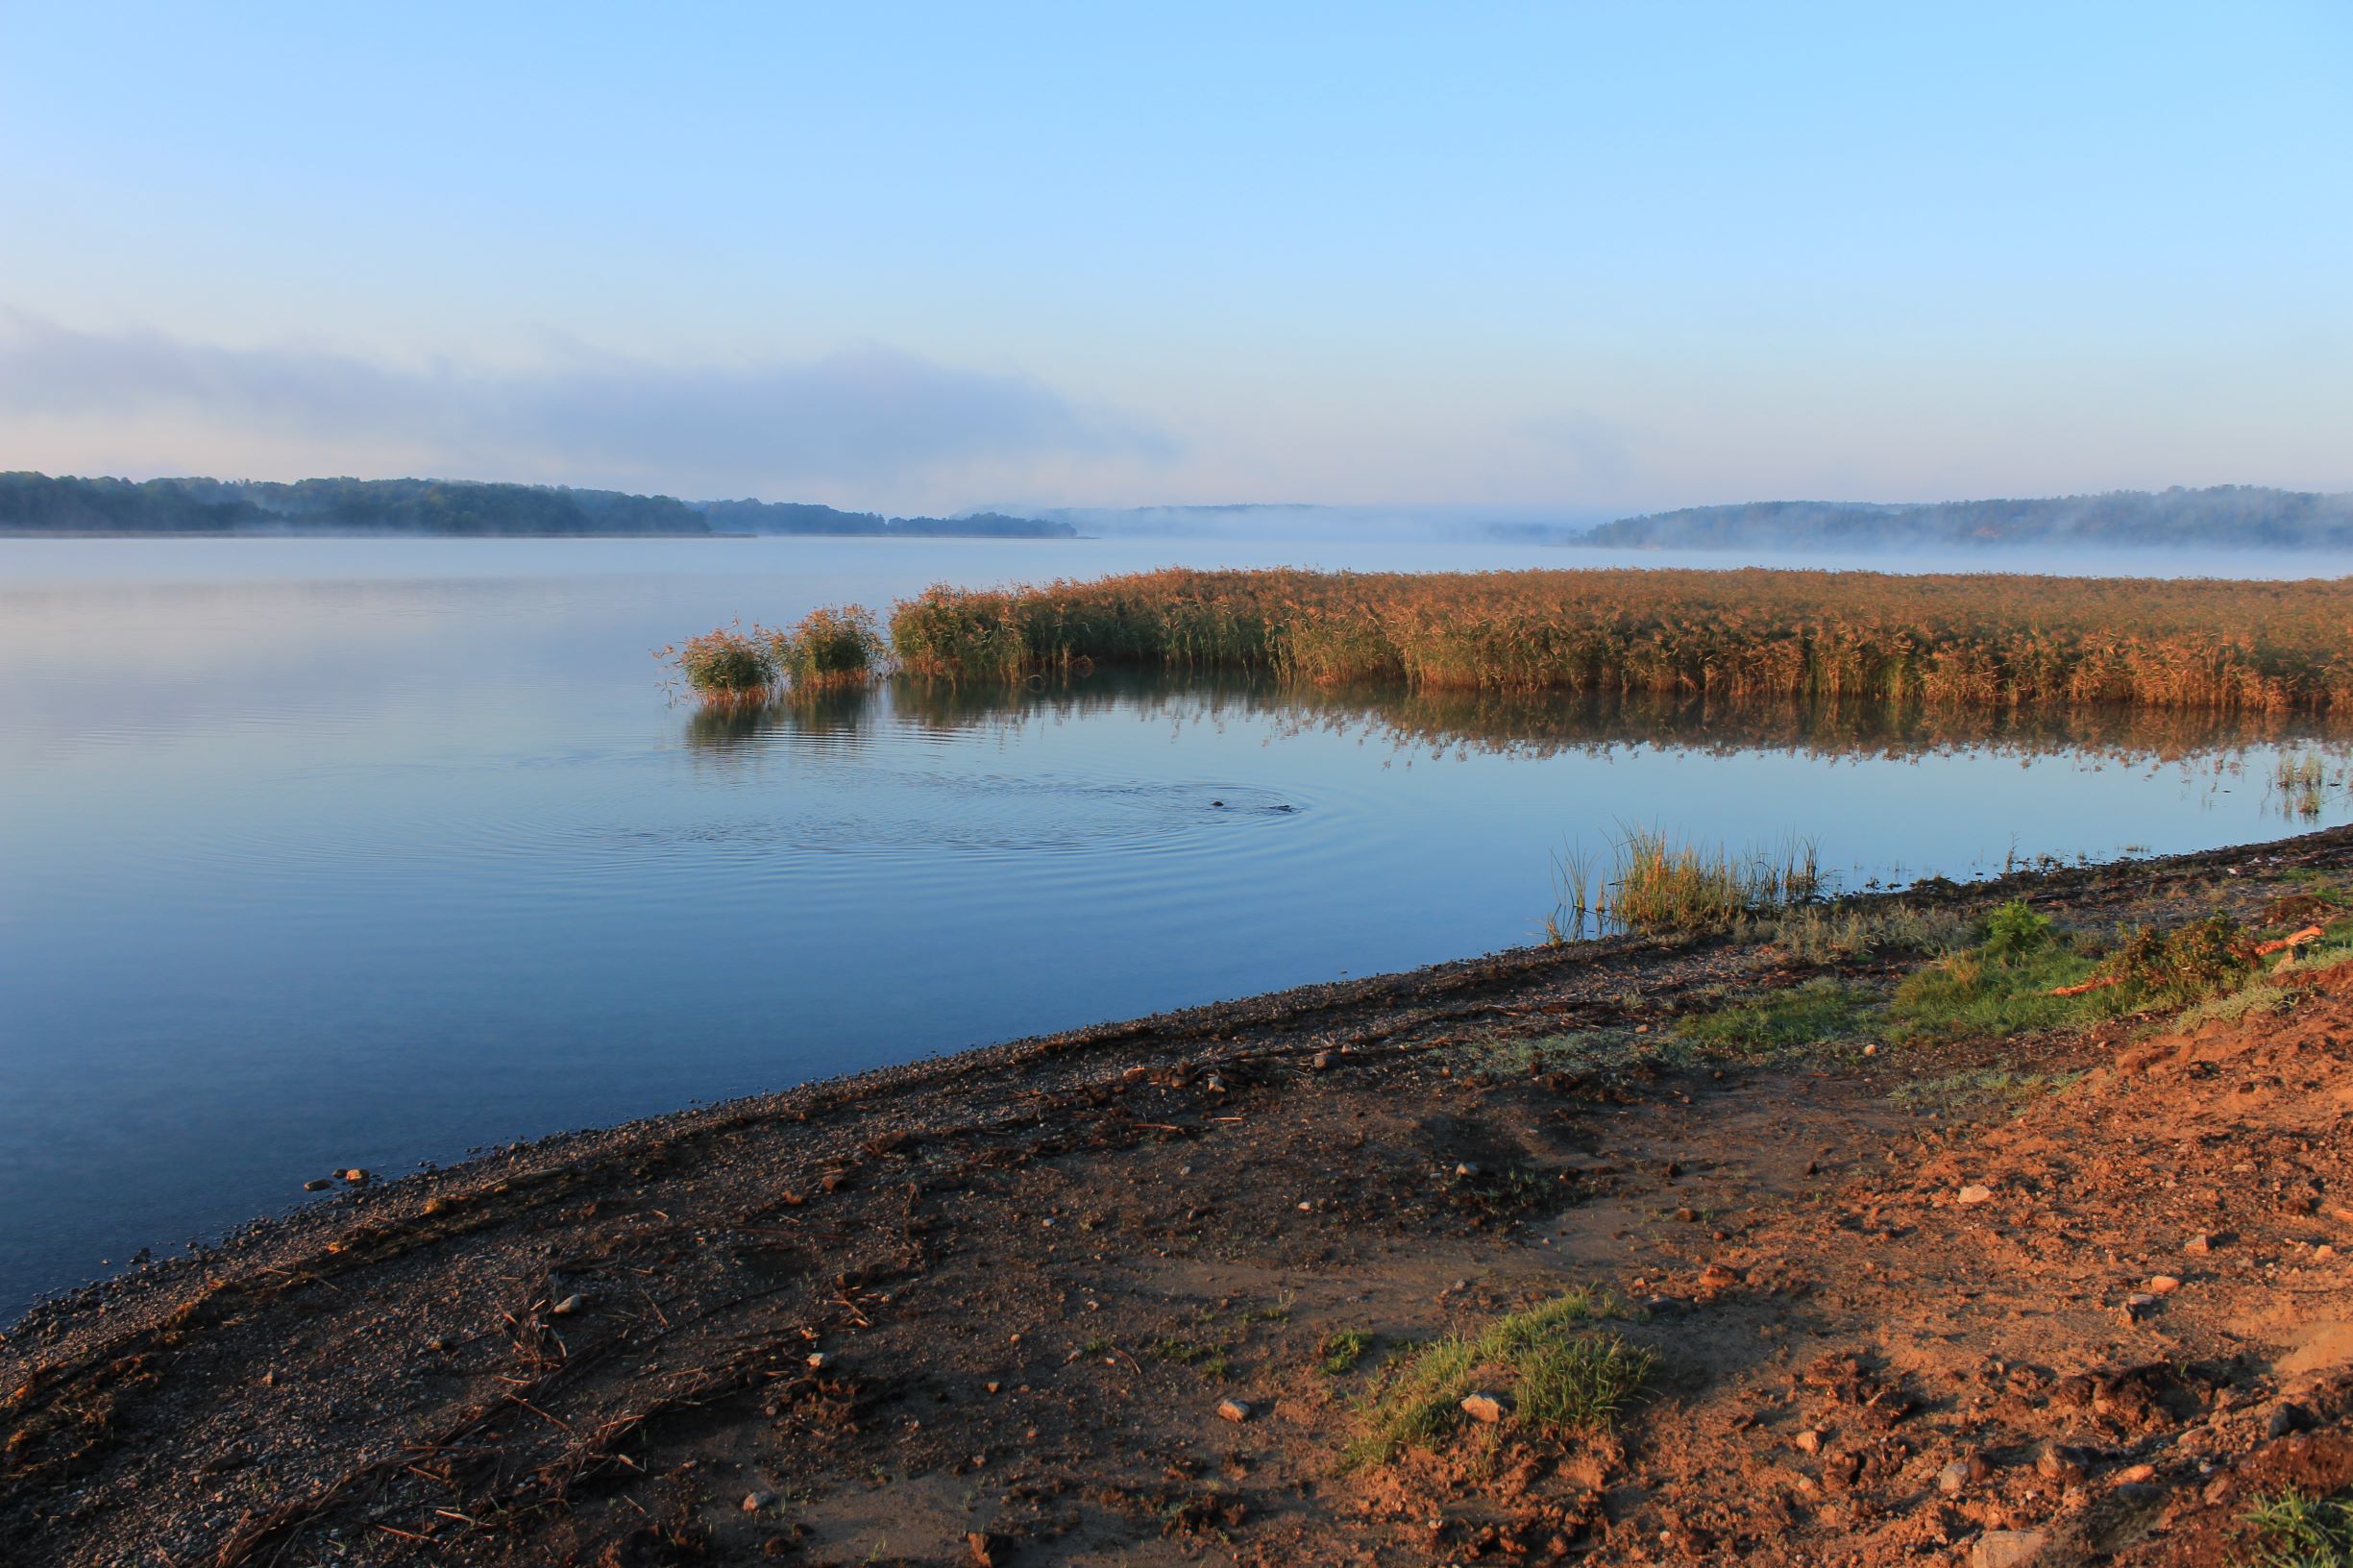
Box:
[1150, 1336, 1233, 1379]
[1674, 978, 1873, 1056]
[2118, 914, 2258, 1001]
[1318, 1330, 1372, 1376]
[2172, 983, 2297, 1031]
[1347, 1288, 1651, 1466]
[1891, 1067, 2083, 1115]
[1883, 940, 2117, 1044]
[2241, 1488, 2353, 1567]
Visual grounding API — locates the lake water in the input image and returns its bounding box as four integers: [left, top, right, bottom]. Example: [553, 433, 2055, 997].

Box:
[5, 536, 2351, 1320]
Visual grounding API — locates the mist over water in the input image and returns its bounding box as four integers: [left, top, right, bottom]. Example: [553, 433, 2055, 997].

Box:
[5, 535, 2352, 1321]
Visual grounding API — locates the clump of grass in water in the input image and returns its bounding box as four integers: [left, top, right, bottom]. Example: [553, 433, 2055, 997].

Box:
[1551, 827, 1820, 940]
[770, 604, 887, 687]
[666, 606, 891, 703]
[663, 624, 777, 704]
[1347, 1289, 1651, 1465]
[2241, 1487, 2353, 1567]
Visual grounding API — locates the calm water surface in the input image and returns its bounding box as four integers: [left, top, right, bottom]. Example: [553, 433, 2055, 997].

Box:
[5, 537, 2350, 1319]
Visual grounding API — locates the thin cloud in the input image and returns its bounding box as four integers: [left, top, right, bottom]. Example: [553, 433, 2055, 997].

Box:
[0, 309, 1173, 501]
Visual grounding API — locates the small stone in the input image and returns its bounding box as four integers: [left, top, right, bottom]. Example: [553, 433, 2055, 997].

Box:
[2146, 1275, 2181, 1295]
[302, 1179, 332, 1192]
[1455, 1162, 1482, 1180]
[1297, 1201, 1312, 1212]
[984, 1381, 1000, 1394]
[551, 1294, 584, 1316]
[1957, 1184, 1995, 1206]
[1972, 1531, 2047, 1568]
[2316, 1244, 2338, 1261]
[1311, 1051, 1333, 1071]
[2267, 1403, 2310, 1439]
[2185, 1233, 2212, 1255]
[338, 1168, 369, 1184]
[742, 1490, 775, 1513]
[1459, 1392, 1508, 1424]
[2121, 1292, 2160, 1321]
[967, 1531, 1006, 1567]
[1861, 1041, 1878, 1056]
[1938, 1459, 1971, 1495]
[807, 1352, 828, 1369]
[1699, 1263, 1741, 1289]
[1216, 1398, 1253, 1423]
[2115, 1463, 2157, 1484]
[1794, 1429, 1823, 1454]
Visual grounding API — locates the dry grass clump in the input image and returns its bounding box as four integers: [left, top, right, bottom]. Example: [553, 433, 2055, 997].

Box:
[883, 566, 2353, 710]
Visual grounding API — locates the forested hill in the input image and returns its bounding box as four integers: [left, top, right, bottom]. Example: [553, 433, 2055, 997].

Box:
[0, 473, 1074, 538]
[1580, 486, 2353, 551]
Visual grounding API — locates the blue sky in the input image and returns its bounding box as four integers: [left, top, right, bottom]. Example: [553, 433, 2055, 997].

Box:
[2, 2, 2347, 514]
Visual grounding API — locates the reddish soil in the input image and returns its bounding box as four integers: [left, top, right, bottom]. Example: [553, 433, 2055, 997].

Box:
[4, 830, 2349, 1567]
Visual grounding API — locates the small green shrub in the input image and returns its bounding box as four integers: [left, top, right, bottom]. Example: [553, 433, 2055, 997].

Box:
[1885, 943, 2111, 1043]
[1982, 898, 2053, 961]
[2120, 914, 2257, 1001]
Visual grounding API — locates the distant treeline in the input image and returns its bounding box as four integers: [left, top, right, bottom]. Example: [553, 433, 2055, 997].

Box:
[0, 472, 1073, 539]
[1581, 486, 2353, 551]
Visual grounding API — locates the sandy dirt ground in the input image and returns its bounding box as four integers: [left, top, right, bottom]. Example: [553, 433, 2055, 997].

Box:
[4, 829, 2349, 1567]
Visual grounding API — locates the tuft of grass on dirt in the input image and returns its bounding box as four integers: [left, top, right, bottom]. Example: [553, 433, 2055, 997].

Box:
[1763, 901, 1972, 964]
[1674, 978, 1874, 1057]
[1317, 1330, 1372, 1376]
[2240, 1487, 2353, 1568]
[1149, 1336, 1234, 1379]
[1891, 1067, 2083, 1115]
[1347, 1288, 1652, 1465]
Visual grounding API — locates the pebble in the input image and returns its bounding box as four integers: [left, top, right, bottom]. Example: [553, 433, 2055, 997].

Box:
[1311, 1051, 1333, 1071]
[302, 1179, 332, 1192]
[551, 1294, 584, 1316]
[1938, 1459, 1971, 1495]
[1956, 1184, 1995, 1206]
[1794, 1430, 1823, 1454]
[742, 1490, 775, 1512]
[338, 1168, 369, 1184]
[1455, 1162, 1482, 1180]
[1216, 1398, 1254, 1423]
[1972, 1531, 2047, 1568]
[2115, 1463, 2157, 1484]
[807, 1352, 829, 1369]
[2146, 1275, 2181, 1295]
[2185, 1232, 2213, 1255]
[1459, 1392, 1507, 1424]
[2121, 1292, 2161, 1321]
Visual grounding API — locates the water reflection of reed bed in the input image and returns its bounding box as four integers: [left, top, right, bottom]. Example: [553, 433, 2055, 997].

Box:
[685, 673, 2353, 766]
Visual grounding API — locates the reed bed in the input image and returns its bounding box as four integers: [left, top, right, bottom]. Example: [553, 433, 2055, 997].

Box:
[884, 567, 2353, 712]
